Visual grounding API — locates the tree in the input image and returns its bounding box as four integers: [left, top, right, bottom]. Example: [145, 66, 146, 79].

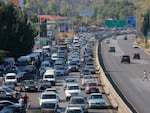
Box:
[141, 10, 150, 37]
[0, 1, 35, 58]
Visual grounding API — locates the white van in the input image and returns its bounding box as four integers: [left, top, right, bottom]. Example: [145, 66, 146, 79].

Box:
[43, 69, 56, 86]
[5, 73, 17, 86]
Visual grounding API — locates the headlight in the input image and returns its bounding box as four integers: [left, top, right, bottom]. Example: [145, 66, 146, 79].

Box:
[25, 86, 29, 88]
[66, 92, 71, 97]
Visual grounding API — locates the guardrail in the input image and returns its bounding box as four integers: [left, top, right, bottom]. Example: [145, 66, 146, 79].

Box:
[94, 39, 138, 113]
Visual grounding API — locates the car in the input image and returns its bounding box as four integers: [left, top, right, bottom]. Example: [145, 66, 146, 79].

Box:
[40, 102, 60, 113]
[43, 69, 56, 86]
[39, 92, 59, 106]
[4, 73, 17, 86]
[2, 81, 15, 90]
[80, 69, 91, 78]
[105, 40, 110, 44]
[69, 96, 88, 113]
[123, 35, 127, 40]
[132, 53, 140, 59]
[85, 82, 99, 94]
[65, 106, 84, 113]
[22, 80, 38, 92]
[81, 75, 94, 86]
[63, 78, 78, 90]
[16, 72, 34, 82]
[68, 60, 79, 72]
[25, 65, 37, 74]
[109, 47, 115, 52]
[55, 66, 67, 76]
[0, 100, 23, 113]
[87, 93, 105, 108]
[37, 79, 51, 91]
[65, 83, 81, 101]
[132, 43, 139, 48]
[121, 55, 130, 63]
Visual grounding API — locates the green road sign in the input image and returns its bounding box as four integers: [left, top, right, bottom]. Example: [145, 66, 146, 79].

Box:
[105, 20, 127, 28]
[40, 39, 47, 46]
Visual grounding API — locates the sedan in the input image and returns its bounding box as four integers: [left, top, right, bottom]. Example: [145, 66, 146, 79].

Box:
[39, 92, 59, 106]
[87, 93, 105, 108]
[22, 80, 38, 92]
[37, 79, 51, 91]
[81, 75, 94, 86]
[69, 96, 88, 113]
[40, 102, 61, 113]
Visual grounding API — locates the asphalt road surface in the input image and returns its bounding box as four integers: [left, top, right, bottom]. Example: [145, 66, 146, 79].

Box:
[102, 34, 150, 113]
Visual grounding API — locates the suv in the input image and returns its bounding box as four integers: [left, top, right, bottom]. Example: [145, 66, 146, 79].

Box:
[109, 47, 115, 52]
[121, 55, 130, 63]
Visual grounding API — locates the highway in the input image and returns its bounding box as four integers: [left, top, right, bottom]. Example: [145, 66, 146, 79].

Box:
[22, 33, 117, 113]
[101, 34, 150, 113]
[25, 72, 116, 113]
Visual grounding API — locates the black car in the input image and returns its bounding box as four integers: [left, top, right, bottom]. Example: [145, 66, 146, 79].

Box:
[121, 55, 130, 63]
[132, 53, 140, 59]
[109, 47, 115, 52]
[22, 80, 37, 92]
[16, 72, 35, 82]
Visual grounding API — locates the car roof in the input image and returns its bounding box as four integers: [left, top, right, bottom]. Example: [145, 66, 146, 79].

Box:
[41, 91, 57, 95]
[67, 83, 79, 86]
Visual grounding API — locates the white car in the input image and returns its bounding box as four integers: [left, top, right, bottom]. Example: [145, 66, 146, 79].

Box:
[5, 73, 17, 85]
[132, 43, 139, 48]
[81, 75, 94, 86]
[65, 83, 81, 101]
[39, 92, 59, 106]
[87, 93, 106, 108]
[65, 106, 84, 113]
[63, 78, 78, 90]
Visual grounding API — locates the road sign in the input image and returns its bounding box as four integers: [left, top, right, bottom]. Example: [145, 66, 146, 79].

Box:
[127, 16, 136, 28]
[147, 29, 150, 38]
[40, 39, 47, 46]
[79, 8, 94, 16]
[105, 20, 126, 28]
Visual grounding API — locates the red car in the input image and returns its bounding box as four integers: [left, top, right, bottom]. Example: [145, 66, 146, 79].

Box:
[85, 82, 99, 94]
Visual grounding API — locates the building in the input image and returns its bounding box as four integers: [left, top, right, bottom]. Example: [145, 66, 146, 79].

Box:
[38, 15, 70, 37]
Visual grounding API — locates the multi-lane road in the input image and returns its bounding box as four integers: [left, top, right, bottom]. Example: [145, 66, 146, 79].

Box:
[25, 72, 116, 113]
[102, 34, 150, 113]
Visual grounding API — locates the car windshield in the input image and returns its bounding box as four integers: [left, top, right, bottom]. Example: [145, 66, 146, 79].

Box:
[66, 79, 76, 83]
[45, 75, 54, 78]
[91, 95, 102, 99]
[71, 98, 85, 104]
[41, 103, 56, 109]
[68, 86, 79, 90]
[84, 76, 92, 79]
[42, 94, 56, 99]
[88, 83, 96, 86]
[25, 81, 34, 85]
[6, 76, 15, 79]
[67, 110, 82, 113]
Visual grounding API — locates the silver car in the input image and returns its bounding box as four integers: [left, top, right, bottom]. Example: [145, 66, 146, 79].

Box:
[87, 93, 105, 108]
[69, 96, 88, 113]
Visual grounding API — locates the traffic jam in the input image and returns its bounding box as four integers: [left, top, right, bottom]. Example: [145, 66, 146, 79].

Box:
[0, 33, 114, 113]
